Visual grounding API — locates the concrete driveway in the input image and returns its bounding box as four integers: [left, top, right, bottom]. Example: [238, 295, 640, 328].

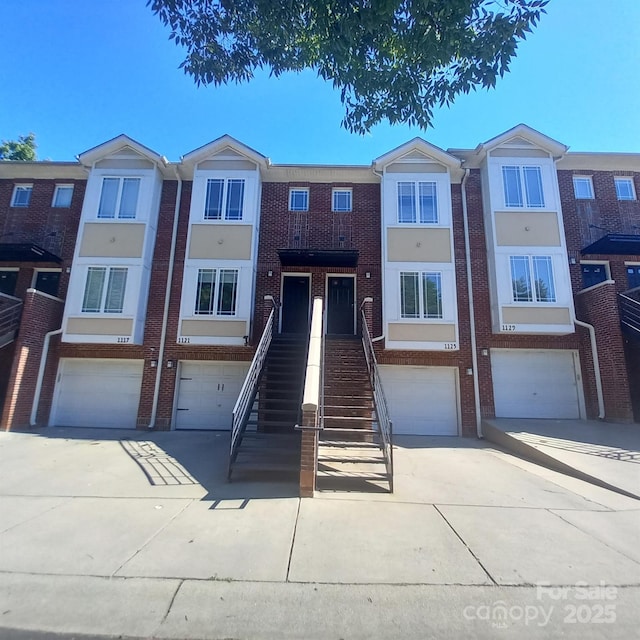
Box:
[0, 427, 638, 639]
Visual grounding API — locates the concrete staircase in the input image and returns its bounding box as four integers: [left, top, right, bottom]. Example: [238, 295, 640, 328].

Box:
[318, 337, 390, 492]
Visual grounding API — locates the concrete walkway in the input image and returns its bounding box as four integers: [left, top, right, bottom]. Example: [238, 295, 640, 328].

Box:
[483, 418, 640, 500]
[0, 427, 639, 639]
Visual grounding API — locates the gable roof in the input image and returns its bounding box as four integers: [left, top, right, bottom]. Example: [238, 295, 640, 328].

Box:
[181, 134, 269, 171]
[475, 124, 568, 159]
[77, 134, 167, 168]
[373, 137, 462, 174]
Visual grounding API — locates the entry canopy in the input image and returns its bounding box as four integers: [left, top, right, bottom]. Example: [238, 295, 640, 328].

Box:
[581, 234, 640, 256]
[0, 243, 62, 263]
[277, 249, 359, 267]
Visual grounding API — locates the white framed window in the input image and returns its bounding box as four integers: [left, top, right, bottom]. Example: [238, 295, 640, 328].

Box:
[397, 181, 438, 223]
[510, 255, 556, 303]
[52, 184, 74, 208]
[573, 176, 594, 200]
[502, 166, 544, 208]
[615, 177, 636, 201]
[195, 268, 239, 316]
[98, 177, 140, 219]
[11, 185, 33, 207]
[332, 188, 352, 212]
[400, 271, 443, 319]
[204, 178, 245, 220]
[289, 188, 309, 212]
[82, 267, 128, 313]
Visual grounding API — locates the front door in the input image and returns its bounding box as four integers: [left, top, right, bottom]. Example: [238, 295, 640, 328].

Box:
[627, 266, 640, 290]
[327, 276, 354, 335]
[281, 276, 310, 333]
[0, 270, 18, 296]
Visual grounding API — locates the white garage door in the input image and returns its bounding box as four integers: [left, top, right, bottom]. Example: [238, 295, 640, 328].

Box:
[491, 349, 582, 419]
[175, 361, 250, 430]
[379, 366, 459, 435]
[52, 359, 143, 428]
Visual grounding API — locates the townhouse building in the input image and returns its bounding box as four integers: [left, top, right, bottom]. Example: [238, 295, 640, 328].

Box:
[1, 125, 638, 462]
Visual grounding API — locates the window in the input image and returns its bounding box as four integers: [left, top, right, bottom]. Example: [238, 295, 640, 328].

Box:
[510, 256, 556, 303]
[33, 270, 61, 296]
[397, 181, 438, 223]
[502, 166, 544, 208]
[82, 267, 128, 313]
[573, 176, 594, 200]
[11, 185, 32, 207]
[204, 178, 245, 220]
[400, 271, 443, 319]
[332, 189, 352, 212]
[98, 177, 140, 219]
[581, 263, 608, 289]
[627, 266, 640, 290]
[195, 268, 238, 316]
[289, 188, 309, 212]
[615, 177, 636, 201]
[0, 270, 19, 296]
[52, 185, 74, 208]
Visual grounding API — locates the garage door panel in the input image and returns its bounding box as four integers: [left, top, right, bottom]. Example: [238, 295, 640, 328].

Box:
[175, 361, 249, 430]
[53, 359, 143, 429]
[379, 366, 459, 436]
[491, 350, 581, 419]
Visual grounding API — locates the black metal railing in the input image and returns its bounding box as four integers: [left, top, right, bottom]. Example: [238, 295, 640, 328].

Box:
[0, 293, 23, 348]
[619, 288, 640, 338]
[360, 308, 394, 492]
[228, 301, 277, 478]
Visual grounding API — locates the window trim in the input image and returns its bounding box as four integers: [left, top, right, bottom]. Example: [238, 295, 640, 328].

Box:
[332, 188, 352, 212]
[194, 267, 239, 317]
[81, 266, 128, 314]
[10, 184, 33, 208]
[509, 255, 556, 303]
[97, 176, 141, 220]
[399, 270, 444, 320]
[31, 268, 62, 296]
[203, 177, 246, 221]
[501, 165, 545, 208]
[573, 175, 595, 200]
[579, 261, 610, 289]
[289, 188, 309, 212]
[396, 180, 439, 224]
[614, 177, 636, 201]
[52, 184, 74, 208]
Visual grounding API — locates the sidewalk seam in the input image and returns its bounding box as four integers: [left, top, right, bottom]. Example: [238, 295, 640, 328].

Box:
[285, 498, 302, 582]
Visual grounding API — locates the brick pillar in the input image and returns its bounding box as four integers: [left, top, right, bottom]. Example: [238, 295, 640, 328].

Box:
[299, 408, 318, 497]
[361, 297, 373, 336]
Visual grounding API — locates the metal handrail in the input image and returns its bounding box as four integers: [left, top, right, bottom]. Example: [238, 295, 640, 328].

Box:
[228, 302, 277, 477]
[0, 295, 23, 346]
[360, 308, 394, 492]
[619, 292, 640, 336]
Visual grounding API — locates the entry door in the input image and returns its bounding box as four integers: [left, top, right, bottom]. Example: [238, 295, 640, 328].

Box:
[327, 277, 354, 335]
[0, 270, 18, 296]
[627, 266, 640, 290]
[281, 276, 310, 333]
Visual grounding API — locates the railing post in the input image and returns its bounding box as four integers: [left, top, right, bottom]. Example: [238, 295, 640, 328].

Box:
[299, 409, 318, 497]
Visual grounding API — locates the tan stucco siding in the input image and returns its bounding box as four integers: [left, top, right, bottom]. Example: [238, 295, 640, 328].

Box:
[66, 317, 133, 335]
[79, 223, 146, 258]
[387, 228, 452, 262]
[501, 307, 572, 325]
[388, 323, 456, 342]
[495, 212, 561, 247]
[181, 319, 247, 337]
[188, 225, 253, 260]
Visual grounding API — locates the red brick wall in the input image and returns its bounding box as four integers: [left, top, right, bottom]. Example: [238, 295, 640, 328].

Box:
[1, 291, 64, 429]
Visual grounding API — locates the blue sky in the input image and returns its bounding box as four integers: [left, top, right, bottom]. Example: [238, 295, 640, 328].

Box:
[1, 0, 639, 164]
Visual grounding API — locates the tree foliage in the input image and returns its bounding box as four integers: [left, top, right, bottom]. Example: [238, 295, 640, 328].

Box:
[148, 0, 548, 133]
[0, 133, 37, 161]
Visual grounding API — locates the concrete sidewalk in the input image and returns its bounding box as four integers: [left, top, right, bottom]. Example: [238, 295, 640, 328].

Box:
[483, 418, 640, 499]
[0, 427, 639, 639]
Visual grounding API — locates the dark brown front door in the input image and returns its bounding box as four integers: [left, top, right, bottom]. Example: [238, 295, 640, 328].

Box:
[281, 276, 310, 333]
[327, 277, 354, 335]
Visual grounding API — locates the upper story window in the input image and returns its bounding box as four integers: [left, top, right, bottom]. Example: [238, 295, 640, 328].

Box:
[82, 266, 128, 313]
[615, 177, 636, 201]
[11, 185, 32, 207]
[397, 181, 438, 223]
[502, 166, 544, 208]
[400, 271, 443, 319]
[195, 268, 238, 316]
[52, 184, 74, 208]
[204, 178, 245, 220]
[510, 255, 556, 303]
[98, 177, 140, 219]
[289, 188, 309, 212]
[332, 188, 352, 212]
[573, 176, 594, 200]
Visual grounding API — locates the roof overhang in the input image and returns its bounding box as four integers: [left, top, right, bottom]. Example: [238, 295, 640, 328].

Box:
[473, 124, 568, 162]
[0, 243, 62, 263]
[77, 135, 168, 172]
[582, 234, 640, 256]
[181, 135, 269, 175]
[277, 249, 359, 268]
